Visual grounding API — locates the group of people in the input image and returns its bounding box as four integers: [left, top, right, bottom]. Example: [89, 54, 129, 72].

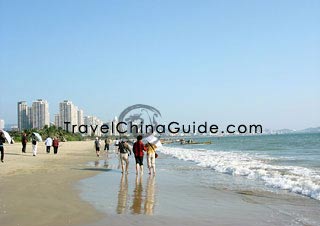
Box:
[94, 135, 158, 176]
[21, 133, 60, 157]
[132, 135, 157, 176]
[0, 132, 60, 163]
[94, 136, 112, 157]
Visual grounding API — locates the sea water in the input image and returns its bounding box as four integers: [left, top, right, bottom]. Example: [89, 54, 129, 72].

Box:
[77, 133, 320, 225]
[159, 133, 320, 200]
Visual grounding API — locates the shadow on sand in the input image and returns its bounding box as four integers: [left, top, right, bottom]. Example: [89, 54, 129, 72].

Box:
[5, 152, 35, 157]
[75, 168, 113, 172]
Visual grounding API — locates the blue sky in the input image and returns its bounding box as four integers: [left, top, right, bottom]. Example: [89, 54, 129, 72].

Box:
[0, 0, 319, 130]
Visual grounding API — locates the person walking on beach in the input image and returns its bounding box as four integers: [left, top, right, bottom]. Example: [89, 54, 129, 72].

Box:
[104, 136, 111, 158]
[31, 134, 37, 156]
[118, 140, 132, 174]
[44, 136, 53, 154]
[145, 143, 157, 175]
[0, 132, 6, 163]
[94, 137, 101, 157]
[104, 136, 110, 151]
[53, 137, 59, 154]
[133, 135, 146, 175]
[21, 133, 28, 153]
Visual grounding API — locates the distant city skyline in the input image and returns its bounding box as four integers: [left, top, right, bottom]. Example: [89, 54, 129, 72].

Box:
[17, 99, 50, 130]
[7, 97, 320, 132]
[14, 99, 106, 136]
[1, 1, 319, 130]
[16, 99, 105, 130]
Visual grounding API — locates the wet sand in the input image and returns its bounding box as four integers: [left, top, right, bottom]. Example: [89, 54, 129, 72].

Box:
[78, 153, 320, 226]
[0, 141, 104, 226]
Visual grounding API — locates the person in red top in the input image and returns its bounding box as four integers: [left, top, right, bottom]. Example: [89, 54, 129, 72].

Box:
[52, 137, 59, 155]
[133, 135, 147, 175]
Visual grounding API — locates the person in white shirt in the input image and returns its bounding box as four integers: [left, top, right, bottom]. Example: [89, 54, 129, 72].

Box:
[32, 135, 37, 156]
[45, 137, 53, 154]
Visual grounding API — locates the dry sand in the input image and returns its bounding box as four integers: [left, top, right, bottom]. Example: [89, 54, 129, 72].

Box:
[0, 141, 104, 226]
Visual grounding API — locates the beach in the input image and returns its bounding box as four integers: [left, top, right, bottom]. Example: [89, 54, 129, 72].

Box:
[1, 0, 319, 225]
[1, 137, 320, 226]
[0, 141, 103, 226]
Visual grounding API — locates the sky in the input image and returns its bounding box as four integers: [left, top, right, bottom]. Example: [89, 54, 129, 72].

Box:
[0, 0, 319, 130]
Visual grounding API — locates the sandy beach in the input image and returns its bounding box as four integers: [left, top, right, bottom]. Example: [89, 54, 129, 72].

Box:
[1, 140, 320, 226]
[1, 0, 319, 225]
[0, 141, 104, 226]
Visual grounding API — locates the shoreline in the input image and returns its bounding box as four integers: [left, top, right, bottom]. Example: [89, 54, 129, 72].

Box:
[1, 140, 320, 226]
[78, 149, 320, 226]
[0, 141, 105, 226]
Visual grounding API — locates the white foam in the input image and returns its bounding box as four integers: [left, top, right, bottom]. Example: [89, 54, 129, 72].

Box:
[158, 146, 320, 200]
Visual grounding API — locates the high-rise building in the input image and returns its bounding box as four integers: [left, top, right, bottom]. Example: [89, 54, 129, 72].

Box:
[84, 115, 103, 136]
[77, 109, 84, 126]
[28, 106, 33, 127]
[59, 100, 79, 130]
[17, 101, 31, 131]
[54, 114, 61, 128]
[0, 119, 4, 130]
[32, 99, 50, 129]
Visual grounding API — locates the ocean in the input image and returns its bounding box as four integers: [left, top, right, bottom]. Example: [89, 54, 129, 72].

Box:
[160, 133, 320, 200]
